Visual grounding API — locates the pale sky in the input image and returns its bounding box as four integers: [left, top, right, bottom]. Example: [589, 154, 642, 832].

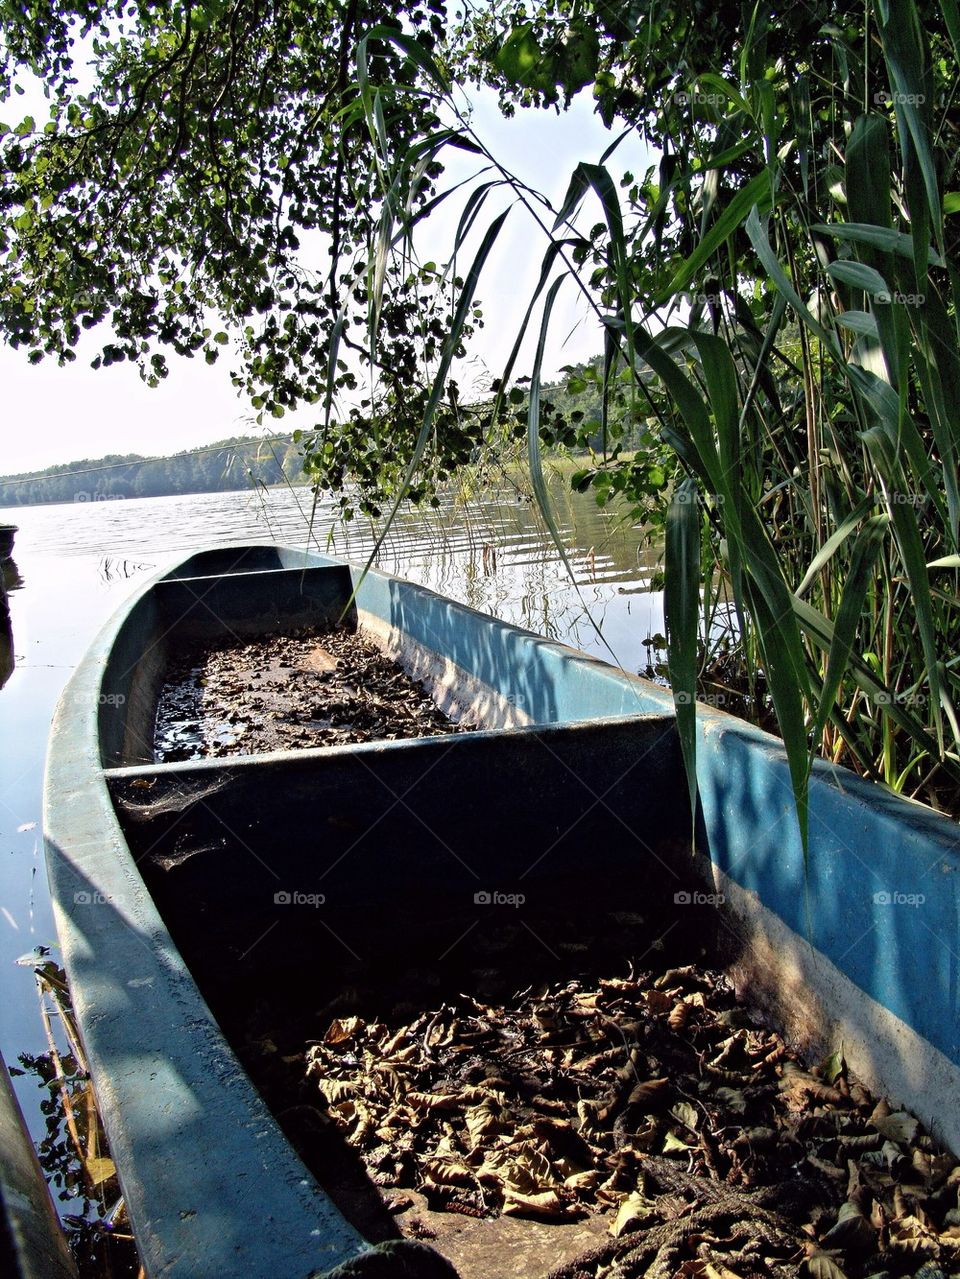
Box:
[1, 88, 651, 476]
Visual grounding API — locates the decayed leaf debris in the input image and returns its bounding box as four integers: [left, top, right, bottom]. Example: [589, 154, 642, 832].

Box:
[154, 626, 467, 759]
[296, 965, 959, 1279]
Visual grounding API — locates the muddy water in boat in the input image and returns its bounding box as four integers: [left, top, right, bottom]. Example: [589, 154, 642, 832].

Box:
[154, 626, 470, 760]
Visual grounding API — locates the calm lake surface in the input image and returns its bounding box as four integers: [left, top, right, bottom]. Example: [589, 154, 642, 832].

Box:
[0, 479, 663, 1144]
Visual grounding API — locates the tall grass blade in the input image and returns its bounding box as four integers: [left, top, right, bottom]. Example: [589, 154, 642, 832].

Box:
[811, 515, 889, 745]
[665, 478, 701, 827]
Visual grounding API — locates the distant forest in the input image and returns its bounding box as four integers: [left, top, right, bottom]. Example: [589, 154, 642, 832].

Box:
[0, 362, 636, 510]
[0, 435, 305, 507]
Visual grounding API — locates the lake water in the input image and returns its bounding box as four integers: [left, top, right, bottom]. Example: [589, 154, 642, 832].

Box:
[0, 479, 663, 1143]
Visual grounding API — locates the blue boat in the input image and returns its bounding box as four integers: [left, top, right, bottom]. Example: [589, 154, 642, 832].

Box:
[43, 544, 960, 1277]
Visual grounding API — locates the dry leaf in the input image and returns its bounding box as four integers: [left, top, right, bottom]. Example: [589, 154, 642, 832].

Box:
[422, 1158, 476, 1188]
[317, 1078, 356, 1105]
[668, 1001, 690, 1031]
[611, 1190, 654, 1237]
[627, 1078, 671, 1112]
[804, 1252, 848, 1279]
[820, 1201, 876, 1252]
[324, 1016, 362, 1045]
[465, 1100, 502, 1148]
[872, 1111, 919, 1145]
[670, 1100, 700, 1131]
[564, 1170, 601, 1191]
[501, 1188, 568, 1218]
[714, 1086, 747, 1114]
[85, 1155, 116, 1187]
[645, 989, 674, 1015]
[406, 1091, 464, 1111]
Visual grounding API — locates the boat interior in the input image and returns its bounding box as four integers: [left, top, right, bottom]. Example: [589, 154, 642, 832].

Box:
[94, 547, 723, 1275]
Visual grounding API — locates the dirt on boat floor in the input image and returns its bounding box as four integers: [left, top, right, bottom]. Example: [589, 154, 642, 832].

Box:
[154, 627, 468, 761]
[239, 960, 960, 1279]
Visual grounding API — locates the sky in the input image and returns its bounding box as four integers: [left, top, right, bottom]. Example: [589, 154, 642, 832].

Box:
[1, 85, 652, 476]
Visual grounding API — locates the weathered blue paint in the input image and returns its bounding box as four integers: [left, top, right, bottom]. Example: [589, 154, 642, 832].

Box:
[44, 545, 960, 1279]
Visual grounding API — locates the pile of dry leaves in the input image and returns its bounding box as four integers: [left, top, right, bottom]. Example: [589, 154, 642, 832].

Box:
[303, 966, 959, 1279]
[154, 626, 466, 759]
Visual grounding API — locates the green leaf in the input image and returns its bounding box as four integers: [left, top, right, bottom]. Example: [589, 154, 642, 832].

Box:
[660, 171, 774, 302]
[745, 208, 834, 348]
[826, 260, 891, 296]
[493, 24, 560, 95]
[812, 516, 889, 746]
[863, 427, 946, 745]
[821, 1046, 845, 1085]
[665, 478, 700, 826]
[835, 311, 880, 338]
[810, 222, 943, 267]
[358, 25, 449, 95]
[795, 495, 878, 597]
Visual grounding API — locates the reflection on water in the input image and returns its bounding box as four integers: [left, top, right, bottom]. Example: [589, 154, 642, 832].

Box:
[98, 557, 157, 584]
[0, 479, 663, 1164]
[0, 555, 21, 690]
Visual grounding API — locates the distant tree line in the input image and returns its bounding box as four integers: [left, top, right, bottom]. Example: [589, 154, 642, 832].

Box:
[0, 435, 306, 507]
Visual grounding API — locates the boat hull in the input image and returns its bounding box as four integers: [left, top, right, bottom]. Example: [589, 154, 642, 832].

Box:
[44, 544, 960, 1276]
